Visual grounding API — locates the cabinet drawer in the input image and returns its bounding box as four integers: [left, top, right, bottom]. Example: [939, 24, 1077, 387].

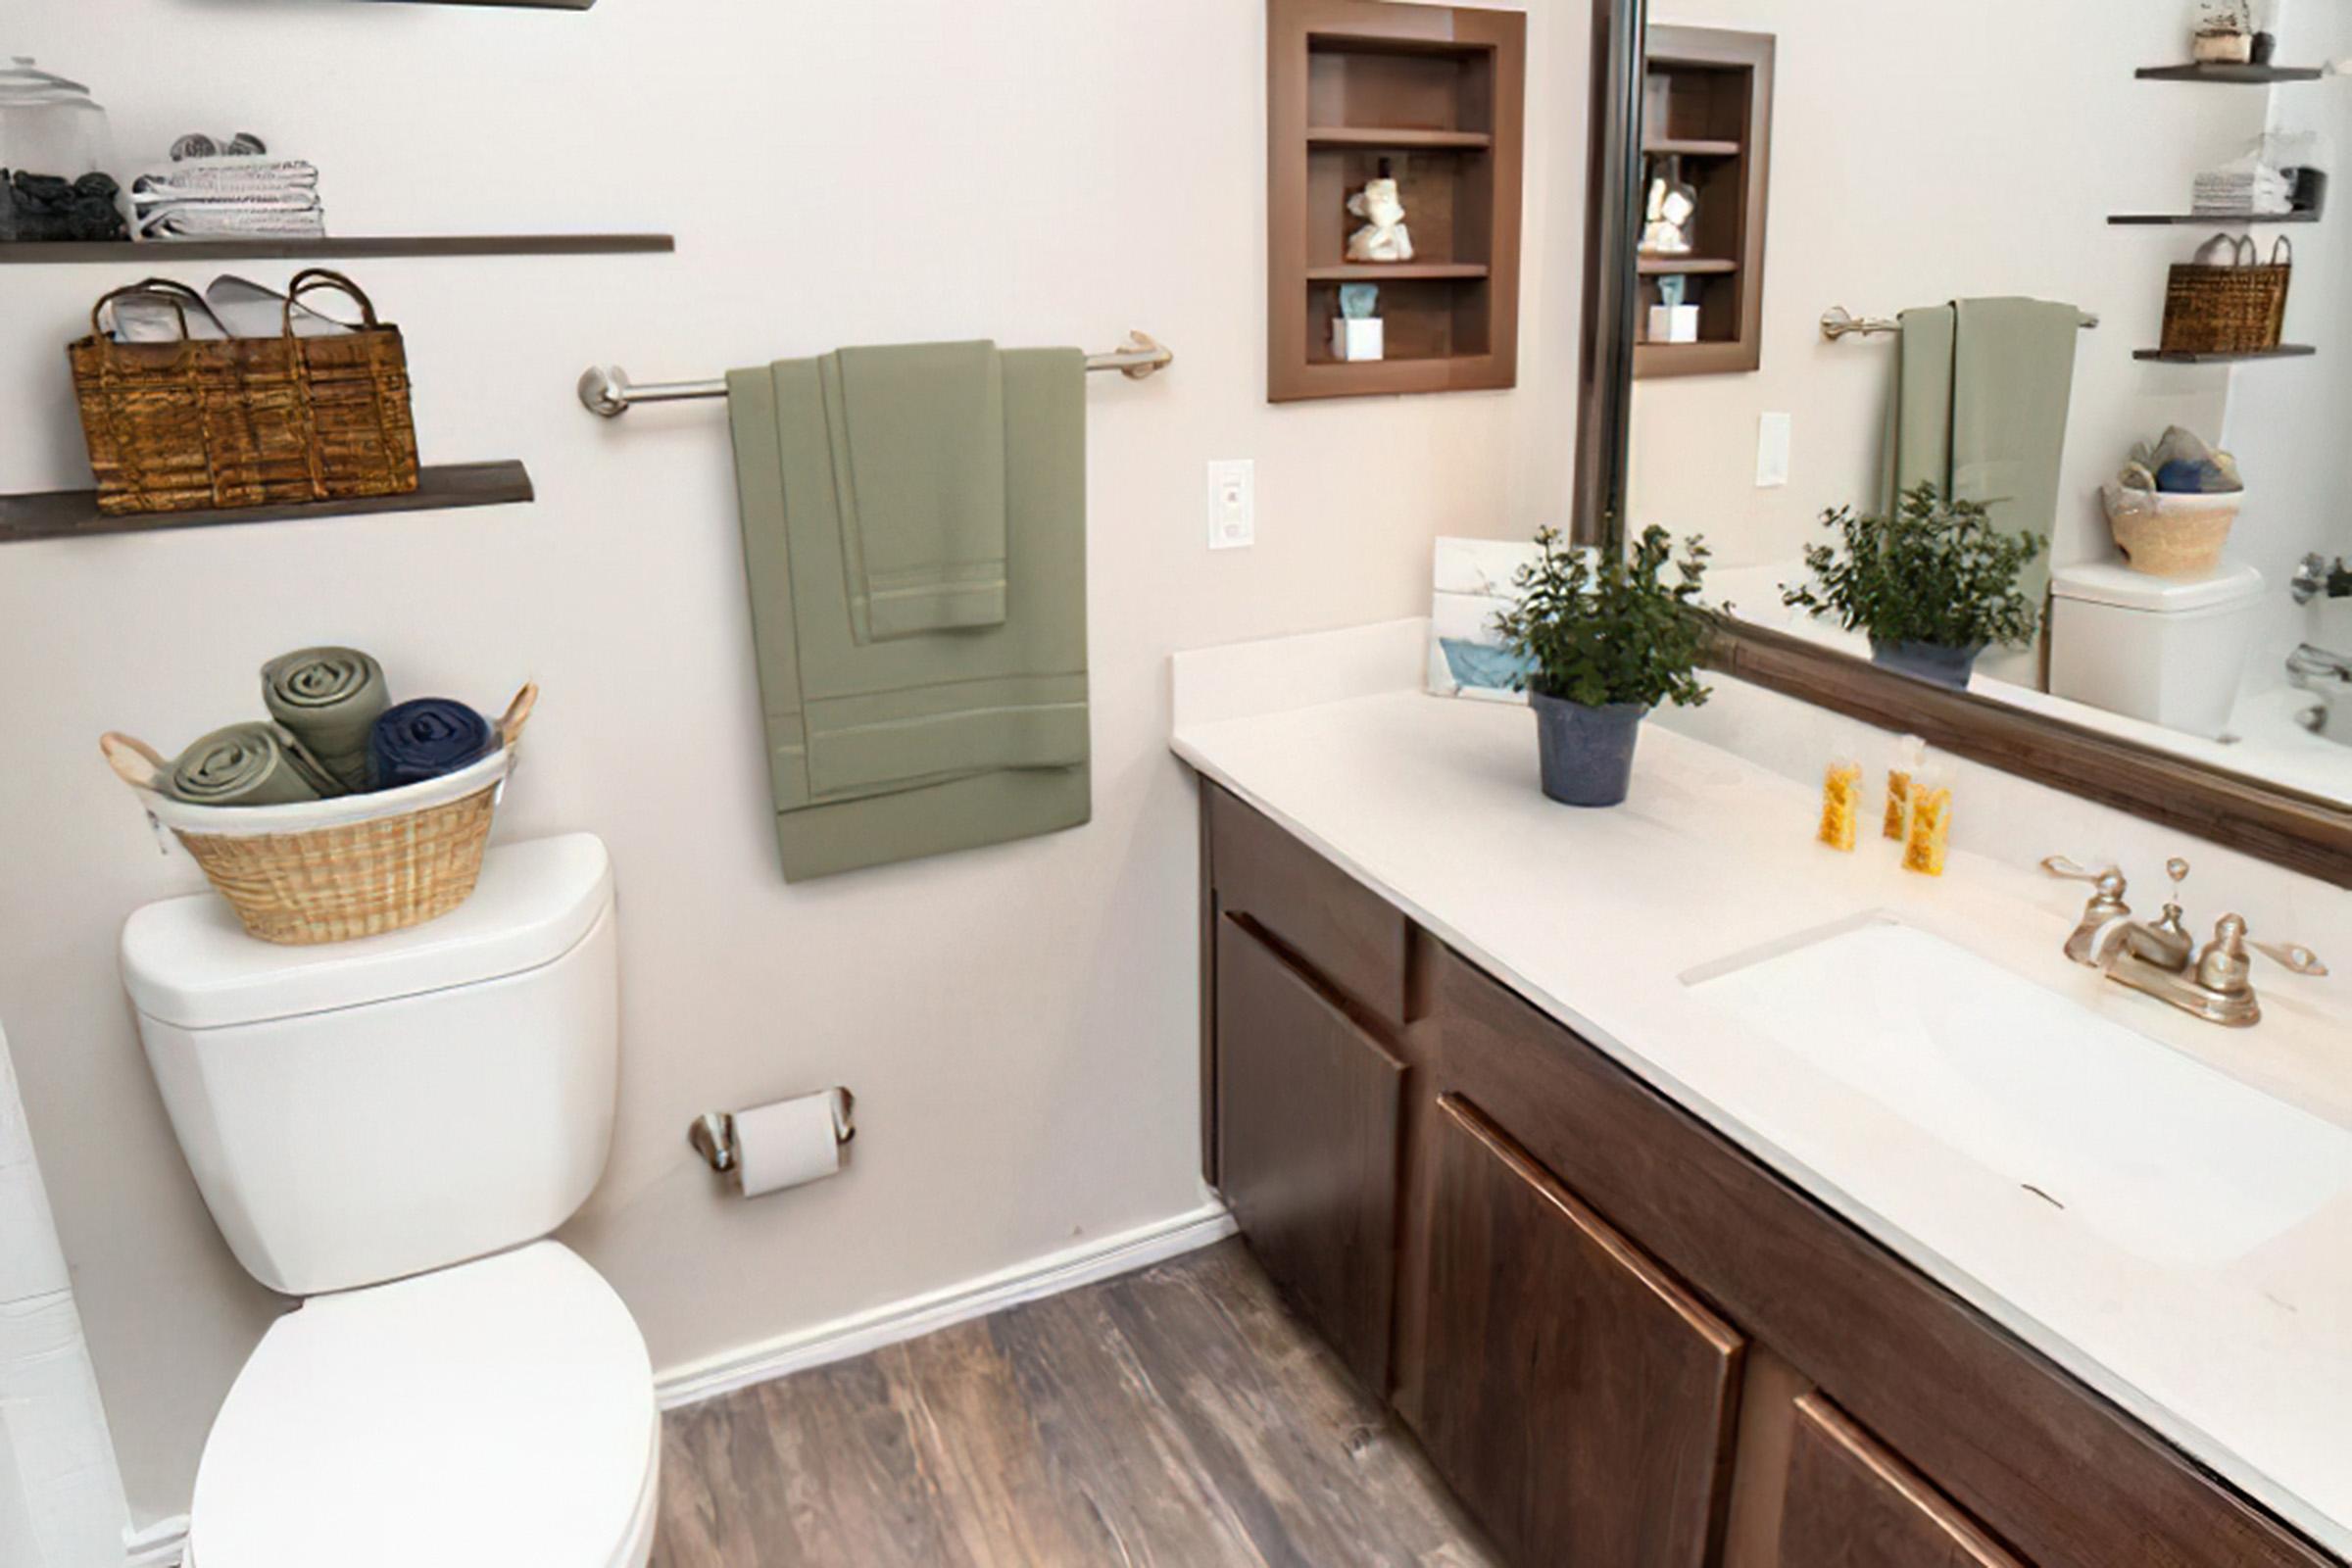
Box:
[1207, 784, 1410, 1027]
[1416, 1095, 1744, 1567]
[1215, 914, 1405, 1393]
[1779, 1395, 2028, 1568]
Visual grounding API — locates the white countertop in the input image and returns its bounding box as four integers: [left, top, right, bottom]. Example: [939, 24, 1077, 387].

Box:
[1172, 625, 2352, 1558]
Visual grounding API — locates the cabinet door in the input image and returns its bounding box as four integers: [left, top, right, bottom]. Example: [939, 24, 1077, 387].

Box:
[1780, 1395, 2029, 1568]
[1416, 1094, 1745, 1567]
[1214, 913, 1405, 1393]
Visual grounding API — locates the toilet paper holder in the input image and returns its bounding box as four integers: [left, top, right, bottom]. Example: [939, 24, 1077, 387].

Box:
[688, 1089, 856, 1177]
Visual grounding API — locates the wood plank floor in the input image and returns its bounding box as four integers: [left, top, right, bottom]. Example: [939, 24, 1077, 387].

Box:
[652, 1240, 1502, 1567]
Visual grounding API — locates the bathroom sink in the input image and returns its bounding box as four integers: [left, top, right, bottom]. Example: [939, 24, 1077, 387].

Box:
[1684, 917, 2352, 1266]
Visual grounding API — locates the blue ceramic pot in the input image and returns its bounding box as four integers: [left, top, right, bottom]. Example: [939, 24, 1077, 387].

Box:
[1870, 638, 1985, 690]
[1531, 692, 1646, 808]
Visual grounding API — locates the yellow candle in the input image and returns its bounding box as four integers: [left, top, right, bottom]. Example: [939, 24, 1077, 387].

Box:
[1819, 761, 1863, 853]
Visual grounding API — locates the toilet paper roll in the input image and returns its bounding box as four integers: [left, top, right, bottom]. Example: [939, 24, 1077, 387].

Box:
[733, 1089, 850, 1198]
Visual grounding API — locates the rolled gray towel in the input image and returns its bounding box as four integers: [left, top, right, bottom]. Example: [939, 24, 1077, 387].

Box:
[170, 723, 339, 807]
[263, 647, 387, 792]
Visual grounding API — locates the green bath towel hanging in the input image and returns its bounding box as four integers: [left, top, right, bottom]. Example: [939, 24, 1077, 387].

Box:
[728, 343, 1090, 882]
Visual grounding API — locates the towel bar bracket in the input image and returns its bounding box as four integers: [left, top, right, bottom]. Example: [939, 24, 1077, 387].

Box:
[579, 330, 1174, 417]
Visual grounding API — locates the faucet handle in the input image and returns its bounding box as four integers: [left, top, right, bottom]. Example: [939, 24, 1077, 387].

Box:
[2042, 855, 2124, 889]
[2249, 934, 2329, 978]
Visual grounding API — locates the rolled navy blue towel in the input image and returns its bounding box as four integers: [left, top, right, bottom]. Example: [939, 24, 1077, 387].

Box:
[368, 698, 496, 789]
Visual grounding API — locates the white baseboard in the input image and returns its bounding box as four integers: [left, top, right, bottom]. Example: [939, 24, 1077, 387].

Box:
[655, 1200, 1237, 1411]
[124, 1511, 188, 1567]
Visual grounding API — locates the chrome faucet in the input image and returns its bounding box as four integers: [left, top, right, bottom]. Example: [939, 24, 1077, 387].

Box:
[2042, 855, 2329, 1027]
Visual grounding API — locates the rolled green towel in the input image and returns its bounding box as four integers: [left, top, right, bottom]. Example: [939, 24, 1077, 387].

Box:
[170, 723, 341, 807]
[262, 646, 388, 792]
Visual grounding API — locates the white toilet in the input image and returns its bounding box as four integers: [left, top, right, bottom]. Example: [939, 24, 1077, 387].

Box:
[2048, 561, 2267, 739]
[120, 833, 658, 1568]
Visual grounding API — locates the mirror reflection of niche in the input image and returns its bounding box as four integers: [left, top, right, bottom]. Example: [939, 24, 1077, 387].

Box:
[1628, 0, 2352, 806]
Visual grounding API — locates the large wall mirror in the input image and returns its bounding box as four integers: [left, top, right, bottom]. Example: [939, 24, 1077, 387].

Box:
[1581, 0, 2352, 884]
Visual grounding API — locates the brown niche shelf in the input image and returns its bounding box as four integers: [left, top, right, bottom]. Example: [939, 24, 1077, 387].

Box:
[1635, 25, 1776, 381]
[1268, 0, 1527, 403]
[0, 461, 534, 545]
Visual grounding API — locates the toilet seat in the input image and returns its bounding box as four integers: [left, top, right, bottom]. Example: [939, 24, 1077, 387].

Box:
[188, 1242, 658, 1568]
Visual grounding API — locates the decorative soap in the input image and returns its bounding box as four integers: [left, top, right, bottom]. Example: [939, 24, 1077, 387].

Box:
[1818, 760, 1863, 852]
[1885, 734, 1926, 842]
[1903, 777, 1952, 876]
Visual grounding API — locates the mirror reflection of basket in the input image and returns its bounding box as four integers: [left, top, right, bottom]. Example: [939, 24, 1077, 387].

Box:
[2161, 236, 2290, 356]
[101, 685, 534, 947]
[2101, 486, 2242, 577]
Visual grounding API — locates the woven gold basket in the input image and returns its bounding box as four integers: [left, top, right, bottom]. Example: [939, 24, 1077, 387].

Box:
[103, 685, 535, 946]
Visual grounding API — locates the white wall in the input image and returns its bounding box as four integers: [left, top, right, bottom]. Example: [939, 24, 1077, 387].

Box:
[0, 0, 1585, 1530]
[2227, 1, 2352, 652]
[1628, 0, 2257, 590]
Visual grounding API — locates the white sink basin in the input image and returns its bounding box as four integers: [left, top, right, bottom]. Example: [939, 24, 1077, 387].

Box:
[1685, 917, 2352, 1267]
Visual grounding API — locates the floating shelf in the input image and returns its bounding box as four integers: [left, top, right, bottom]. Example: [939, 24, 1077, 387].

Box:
[380, 0, 595, 8]
[1638, 256, 1738, 274]
[1306, 126, 1493, 150]
[2132, 344, 2318, 364]
[1306, 262, 1491, 281]
[0, 461, 534, 545]
[2110, 211, 2319, 225]
[1643, 138, 1742, 157]
[2135, 63, 2325, 83]
[0, 234, 673, 265]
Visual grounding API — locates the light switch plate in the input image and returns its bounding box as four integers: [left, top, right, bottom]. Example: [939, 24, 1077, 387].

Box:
[1206, 459, 1255, 550]
[1756, 413, 1792, 488]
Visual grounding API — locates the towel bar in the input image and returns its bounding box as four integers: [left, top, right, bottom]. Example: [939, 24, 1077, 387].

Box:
[579, 330, 1174, 416]
[1821, 306, 2099, 341]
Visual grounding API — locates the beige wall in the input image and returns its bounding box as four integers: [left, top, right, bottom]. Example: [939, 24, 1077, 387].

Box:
[1629, 0, 2260, 586]
[0, 0, 1585, 1528]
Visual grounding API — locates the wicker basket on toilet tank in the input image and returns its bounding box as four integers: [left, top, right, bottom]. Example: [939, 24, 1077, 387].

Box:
[100, 686, 535, 946]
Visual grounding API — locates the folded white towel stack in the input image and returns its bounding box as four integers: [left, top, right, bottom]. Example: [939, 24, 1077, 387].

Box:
[2192, 151, 2295, 216]
[129, 154, 325, 240]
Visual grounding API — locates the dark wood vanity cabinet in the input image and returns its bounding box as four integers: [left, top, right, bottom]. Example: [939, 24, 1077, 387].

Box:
[1212, 913, 1404, 1393]
[1418, 1094, 1744, 1565]
[1197, 782, 2340, 1568]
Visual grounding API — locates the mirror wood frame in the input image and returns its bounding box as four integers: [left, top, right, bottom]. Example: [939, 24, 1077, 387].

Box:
[1569, 0, 2352, 888]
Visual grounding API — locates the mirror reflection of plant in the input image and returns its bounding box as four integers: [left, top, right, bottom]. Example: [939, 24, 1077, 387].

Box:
[1782, 483, 2045, 651]
[1495, 523, 1713, 710]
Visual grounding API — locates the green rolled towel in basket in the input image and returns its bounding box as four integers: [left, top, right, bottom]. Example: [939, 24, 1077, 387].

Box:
[169, 722, 342, 806]
[263, 646, 389, 792]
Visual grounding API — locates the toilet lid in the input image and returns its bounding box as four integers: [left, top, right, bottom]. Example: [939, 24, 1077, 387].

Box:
[191, 1242, 656, 1568]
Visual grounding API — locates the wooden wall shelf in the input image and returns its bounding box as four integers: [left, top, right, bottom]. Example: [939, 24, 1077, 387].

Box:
[0, 234, 672, 265]
[2132, 345, 2317, 364]
[0, 461, 534, 545]
[1268, 0, 1527, 403]
[2110, 211, 2319, 225]
[2135, 63, 2323, 83]
[1308, 126, 1494, 149]
[1635, 26, 1776, 381]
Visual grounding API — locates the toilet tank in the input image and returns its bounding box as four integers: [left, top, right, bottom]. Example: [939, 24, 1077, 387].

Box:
[122, 834, 618, 1298]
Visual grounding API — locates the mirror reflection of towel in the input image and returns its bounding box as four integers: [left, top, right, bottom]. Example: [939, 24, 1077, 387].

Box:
[1889, 297, 2082, 610]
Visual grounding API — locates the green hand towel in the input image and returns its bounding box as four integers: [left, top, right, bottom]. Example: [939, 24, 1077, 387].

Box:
[262, 646, 388, 792]
[170, 722, 339, 806]
[828, 341, 1008, 644]
[727, 345, 1090, 881]
[1891, 298, 2082, 609]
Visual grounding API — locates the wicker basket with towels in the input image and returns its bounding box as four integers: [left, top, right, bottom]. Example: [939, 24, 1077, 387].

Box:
[102, 684, 535, 947]
[68, 268, 418, 516]
[2161, 235, 2291, 357]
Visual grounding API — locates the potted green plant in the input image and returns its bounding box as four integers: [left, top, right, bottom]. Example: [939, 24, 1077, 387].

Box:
[1494, 523, 1711, 808]
[1782, 483, 2044, 691]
